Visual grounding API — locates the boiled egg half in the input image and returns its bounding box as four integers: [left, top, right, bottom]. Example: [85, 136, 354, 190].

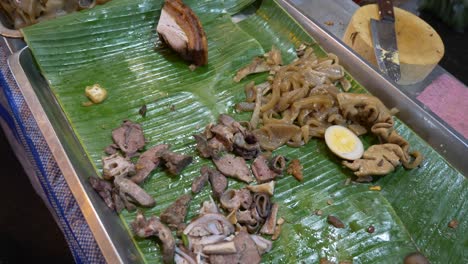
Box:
[324, 125, 364, 160]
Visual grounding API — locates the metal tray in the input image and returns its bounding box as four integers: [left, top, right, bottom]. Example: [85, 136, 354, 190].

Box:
[6, 0, 468, 262]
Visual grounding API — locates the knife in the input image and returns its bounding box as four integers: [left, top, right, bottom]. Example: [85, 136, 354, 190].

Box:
[370, 0, 401, 82]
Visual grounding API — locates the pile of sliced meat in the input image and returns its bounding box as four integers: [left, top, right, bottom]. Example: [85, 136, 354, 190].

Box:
[193, 114, 294, 185]
[132, 189, 278, 264]
[131, 114, 299, 263]
[90, 120, 193, 212]
[133, 204, 272, 264]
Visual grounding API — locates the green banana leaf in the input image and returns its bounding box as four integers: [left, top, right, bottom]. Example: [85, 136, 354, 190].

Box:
[22, 0, 467, 263]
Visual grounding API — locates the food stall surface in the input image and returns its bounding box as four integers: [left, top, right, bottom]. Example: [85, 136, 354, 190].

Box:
[0, 0, 466, 263]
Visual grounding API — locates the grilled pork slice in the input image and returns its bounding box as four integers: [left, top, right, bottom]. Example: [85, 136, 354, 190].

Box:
[157, 0, 208, 66]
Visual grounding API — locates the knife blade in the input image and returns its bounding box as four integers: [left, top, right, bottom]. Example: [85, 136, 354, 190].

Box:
[370, 0, 401, 82]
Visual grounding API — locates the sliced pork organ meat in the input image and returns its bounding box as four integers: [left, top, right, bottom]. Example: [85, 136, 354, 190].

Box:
[111, 120, 146, 157]
[191, 171, 209, 194]
[210, 124, 235, 152]
[161, 150, 193, 175]
[200, 166, 227, 199]
[89, 177, 114, 210]
[213, 153, 254, 183]
[131, 211, 175, 264]
[193, 134, 213, 158]
[251, 155, 278, 183]
[160, 194, 192, 231]
[114, 176, 155, 207]
[131, 144, 170, 184]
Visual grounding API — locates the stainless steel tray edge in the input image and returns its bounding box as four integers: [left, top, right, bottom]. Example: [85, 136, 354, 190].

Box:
[280, 0, 467, 176]
[8, 48, 140, 264]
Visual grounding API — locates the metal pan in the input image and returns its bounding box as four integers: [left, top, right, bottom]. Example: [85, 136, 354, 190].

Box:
[7, 46, 141, 263]
[5, 0, 467, 262]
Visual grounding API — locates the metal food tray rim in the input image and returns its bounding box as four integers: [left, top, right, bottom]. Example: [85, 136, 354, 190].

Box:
[5, 0, 468, 262]
[8, 47, 137, 263]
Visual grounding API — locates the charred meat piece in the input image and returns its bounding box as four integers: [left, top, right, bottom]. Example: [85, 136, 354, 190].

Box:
[252, 155, 278, 183]
[160, 194, 192, 231]
[287, 159, 303, 182]
[111, 120, 146, 158]
[200, 166, 228, 199]
[139, 104, 147, 117]
[233, 132, 261, 160]
[161, 150, 193, 175]
[157, 0, 208, 66]
[131, 144, 170, 184]
[209, 230, 261, 264]
[102, 153, 136, 180]
[213, 154, 254, 183]
[114, 176, 155, 207]
[132, 211, 175, 264]
[89, 177, 114, 210]
[191, 171, 209, 194]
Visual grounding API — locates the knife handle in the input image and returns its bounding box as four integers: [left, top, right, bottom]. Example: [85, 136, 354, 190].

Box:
[377, 0, 395, 22]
